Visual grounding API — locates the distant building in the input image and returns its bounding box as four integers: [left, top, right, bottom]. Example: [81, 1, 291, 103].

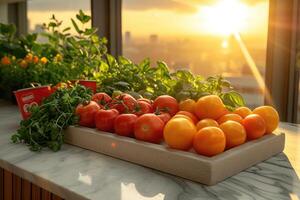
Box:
[124, 31, 131, 43]
[28, 19, 43, 33]
[33, 24, 44, 33]
[149, 34, 158, 43]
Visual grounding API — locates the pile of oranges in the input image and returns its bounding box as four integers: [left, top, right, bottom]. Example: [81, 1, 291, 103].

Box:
[164, 95, 279, 157]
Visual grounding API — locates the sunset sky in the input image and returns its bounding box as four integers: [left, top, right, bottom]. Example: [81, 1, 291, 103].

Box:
[27, 0, 269, 38]
[122, 0, 269, 37]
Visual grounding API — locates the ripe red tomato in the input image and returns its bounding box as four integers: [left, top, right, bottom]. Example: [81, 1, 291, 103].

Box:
[153, 95, 179, 116]
[75, 101, 100, 128]
[156, 112, 171, 124]
[114, 114, 138, 137]
[134, 114, 165, 144]
[95, 109, 119, 132]
[92, 92, 112, 107]
[137, 98, 153, 105]
[110, 94, 137, 113]
[134, 101, 153, 116]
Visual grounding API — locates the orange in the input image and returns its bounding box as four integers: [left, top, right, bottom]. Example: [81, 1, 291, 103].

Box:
[242, 114, 266, 140]
[233, 107, 252, 118]
[176, 111, 198, 124]
[179, 99, 196, 113]
[24, 53, 33, 63]
[33, 56, 39, 64]
[193, 127, 225, 157]
[19, 60, 28, 68]
[196, 119, 219, 131]
[164, 118, 197, 150]
[194, 95, 227, 120]
[218, 113, 243, 124]
[253, 106, 279, 134]
[40, 57, 48, 64]
[55, 53, 63, 62]
[1, 56, 11, 65]
[172, 114, 194, 124]
[219, 121, 246, 149]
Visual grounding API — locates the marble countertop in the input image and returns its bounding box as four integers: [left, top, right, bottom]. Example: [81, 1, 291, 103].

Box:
[0, 101, 299, 200]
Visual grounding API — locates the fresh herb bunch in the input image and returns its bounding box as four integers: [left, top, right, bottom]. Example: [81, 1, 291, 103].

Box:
[95, 56, 173, 99]
[169, 73, 245, 111]
[96, 55, 245, 110]
[0, 10, 107, 102]
[11, 84, 92, 151]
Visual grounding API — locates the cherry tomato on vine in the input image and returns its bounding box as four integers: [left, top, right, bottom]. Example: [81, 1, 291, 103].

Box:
[153, 95, 179, 116]
[137, 98, 153, 105]
[110, 93, 137, 113]
[92, 92, 112, 107]
[134, 101, 153, 116]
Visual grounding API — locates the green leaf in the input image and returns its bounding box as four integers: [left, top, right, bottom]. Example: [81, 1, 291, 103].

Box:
[157, 61, 169, 71]
[84, 27, 97, 36]
[76, 10, 91, 24]
[25, 33, 37, 43]
[91, 35, 99, 43]
[126, 91, 142, 99]
[113, 81, 131, 90]
[71, 18, 82, 34]
[106, 54, 117, 67]
[82, 15, 91, 23]
[0, 23, 16, 39]
[222, 80, 232, 88]
[62, 27, 71, 32]
[48, 22, 57, 28]
[220, 91, 246, 111]
[118, 56, 132, 65]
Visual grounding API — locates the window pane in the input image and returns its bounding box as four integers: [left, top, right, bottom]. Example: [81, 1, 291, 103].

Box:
[27, 0, 91, 33]
[122, 0, 269, 108]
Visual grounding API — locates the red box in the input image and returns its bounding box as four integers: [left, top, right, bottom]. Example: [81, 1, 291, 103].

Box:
[77, 80, 97, 94]
[14, 86, 52, 119]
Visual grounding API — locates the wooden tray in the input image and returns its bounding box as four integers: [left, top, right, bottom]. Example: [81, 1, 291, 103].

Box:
[64, 126, 285, 185]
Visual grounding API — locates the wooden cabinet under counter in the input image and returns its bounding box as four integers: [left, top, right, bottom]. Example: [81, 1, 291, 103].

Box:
[0, 168, 63, 200]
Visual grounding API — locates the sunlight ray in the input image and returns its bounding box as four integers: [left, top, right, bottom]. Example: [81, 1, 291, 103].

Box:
[233, 32, 273, 105]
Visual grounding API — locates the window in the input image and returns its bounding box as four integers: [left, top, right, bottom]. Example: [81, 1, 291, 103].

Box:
[122, 0, 269, 109]
[27, 0, 91, 34]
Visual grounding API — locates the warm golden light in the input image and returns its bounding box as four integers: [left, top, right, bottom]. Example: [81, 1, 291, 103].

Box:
[201, 0, 250, 35]
[221, 40, 228, 48]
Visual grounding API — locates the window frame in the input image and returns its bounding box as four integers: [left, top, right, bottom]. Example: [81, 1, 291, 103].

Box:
[1, 1, 27, 36]
[265, 0, 300, 123]
[91, 0, 122, 57]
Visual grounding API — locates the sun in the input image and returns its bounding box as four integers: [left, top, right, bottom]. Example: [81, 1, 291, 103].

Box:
[201, 0, 250, 35]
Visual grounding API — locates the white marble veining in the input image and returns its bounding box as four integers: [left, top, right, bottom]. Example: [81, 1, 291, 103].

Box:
[0, 101, 299, 200]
